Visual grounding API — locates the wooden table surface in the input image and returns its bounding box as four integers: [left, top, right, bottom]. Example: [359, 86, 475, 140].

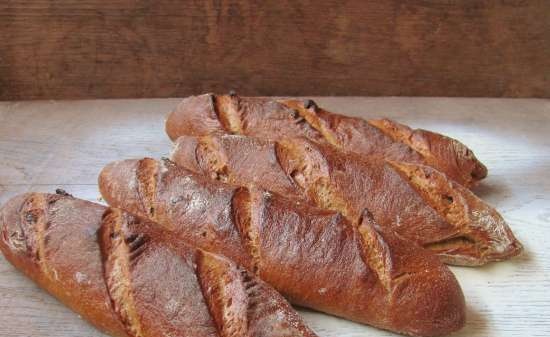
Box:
[0, 97, 549, 337]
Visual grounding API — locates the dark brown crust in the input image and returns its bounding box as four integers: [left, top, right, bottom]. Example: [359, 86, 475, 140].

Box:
[171, 134, 522, 266]
[100, 205, 319, 337]
[388, 161, 523, 265]
[1, 194, 319, 337]
[165, 93, 487, 187]
[99, 158, 466, 337]
[368, 119, 488, 182]
[0, 193, 129, 337]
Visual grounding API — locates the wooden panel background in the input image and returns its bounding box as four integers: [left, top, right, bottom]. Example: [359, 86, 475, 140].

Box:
[0, 0, 549, 100]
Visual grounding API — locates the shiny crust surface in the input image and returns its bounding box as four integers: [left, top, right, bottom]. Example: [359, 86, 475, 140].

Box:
[100, 158, 466, 336]
[165, 93, 487, 187]
[171, 134, 522, 266]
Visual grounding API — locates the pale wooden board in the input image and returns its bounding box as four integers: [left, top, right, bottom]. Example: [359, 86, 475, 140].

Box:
[0, 97, 549, 337]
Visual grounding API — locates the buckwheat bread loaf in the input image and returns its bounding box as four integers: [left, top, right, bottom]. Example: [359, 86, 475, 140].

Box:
[165, 93, 487, 187]
[171, 134, 522, 266]
[0, 192, 318, 337]
[99, 158, 466, 337]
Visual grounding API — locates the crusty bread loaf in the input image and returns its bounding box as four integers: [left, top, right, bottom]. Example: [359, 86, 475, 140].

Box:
[0, 193, 129, 337]
[171, 134, 522, 266]
[165, 93, 487, 187]
[0, 193, 318, 337]
[99, 158, 466, 337]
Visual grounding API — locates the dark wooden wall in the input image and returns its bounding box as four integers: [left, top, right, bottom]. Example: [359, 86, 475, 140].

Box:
[1, 1, 549, 100]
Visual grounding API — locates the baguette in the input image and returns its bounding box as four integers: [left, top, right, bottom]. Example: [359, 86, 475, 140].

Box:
[0, 192, 318, 337]
[165, 93, 487, 188]
[171, 134, 522, 266]
[99, 158, 466, 337]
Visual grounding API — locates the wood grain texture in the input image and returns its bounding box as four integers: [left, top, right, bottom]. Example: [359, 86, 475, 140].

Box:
[1, 1, 549, 100]
[0, 97, 549, 336]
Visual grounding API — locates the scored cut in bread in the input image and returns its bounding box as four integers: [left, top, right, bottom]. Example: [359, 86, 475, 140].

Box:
[99, 158, 466, 337]
[165, 93, 487, 188]
[171, 134, 522, 266]
[0, 193, 318, 337]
